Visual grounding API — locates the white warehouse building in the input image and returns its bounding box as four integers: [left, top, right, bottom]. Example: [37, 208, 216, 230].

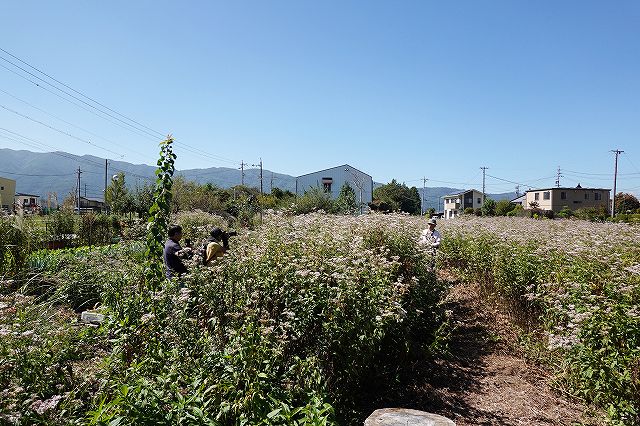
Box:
[296, 164, 374, 210]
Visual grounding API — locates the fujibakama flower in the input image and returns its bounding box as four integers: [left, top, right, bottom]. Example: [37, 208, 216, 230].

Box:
[30, 394, 62, 415]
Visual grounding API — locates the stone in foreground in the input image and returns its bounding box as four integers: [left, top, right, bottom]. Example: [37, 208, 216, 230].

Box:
[80, 310, 105, 324]
[364, 408, 455, 426]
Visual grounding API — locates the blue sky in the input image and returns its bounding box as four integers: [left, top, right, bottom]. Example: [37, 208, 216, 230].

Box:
[0, 1, 639, 194]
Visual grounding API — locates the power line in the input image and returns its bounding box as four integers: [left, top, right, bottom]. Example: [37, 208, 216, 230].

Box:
[0, 169, 74, 177]
[0, 47, 242, 167]
[0, 127, 154, 183]
[0, 103, 125, 158]
[0, 86, 149, 161]
[0, 47, 165, 139]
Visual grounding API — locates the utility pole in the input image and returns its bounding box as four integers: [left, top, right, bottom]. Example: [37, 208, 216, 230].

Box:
[239, 161, 247, 186]
[251, 158, 263, 195]
[422, 177, 428, 215]
[76, 167, 82, 214]
[252, 158, 263, 223]
[515, 185, 520, 198]
[480, 166, 489, 204]
[611, 149, 624, 218]
[555, 166, 562, 188]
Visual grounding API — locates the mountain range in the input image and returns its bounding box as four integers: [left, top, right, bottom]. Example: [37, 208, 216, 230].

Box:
[0, 148, 516, 210]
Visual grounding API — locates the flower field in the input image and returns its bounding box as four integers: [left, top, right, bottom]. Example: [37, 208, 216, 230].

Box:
[435, 216, 640, 425]
[0, 213, 446, 425]
[2, 211, 639, 425]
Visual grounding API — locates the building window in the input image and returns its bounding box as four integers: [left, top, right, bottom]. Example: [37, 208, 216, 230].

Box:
[543, 191, 550, 200]
[534, 193, 539, 200]
[477, 197, 481, 204]
[0, 186, 3, 190]
[584, 193, 589, 200]
[594, 192, 601, 200]
[561, 192, 566, 200]
[321, 177, 333, 193]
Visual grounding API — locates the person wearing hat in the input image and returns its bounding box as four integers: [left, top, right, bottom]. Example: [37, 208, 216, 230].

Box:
[419, 218, 441, 250]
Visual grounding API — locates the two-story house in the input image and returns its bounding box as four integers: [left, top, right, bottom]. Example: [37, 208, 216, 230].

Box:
[524, 185, 610, 213]
[443, 189, 484, 219]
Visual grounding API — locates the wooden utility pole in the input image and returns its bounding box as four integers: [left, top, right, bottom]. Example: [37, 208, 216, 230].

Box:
[422, 177, 428, 215]
[239, 161, 247, 186]
[480, 166, 489, 204]
[76, 167, 82, 214]
[611, 149, 624, 217]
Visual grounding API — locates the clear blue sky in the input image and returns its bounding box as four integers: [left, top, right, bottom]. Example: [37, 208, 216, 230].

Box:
[1, 1, 639, 194]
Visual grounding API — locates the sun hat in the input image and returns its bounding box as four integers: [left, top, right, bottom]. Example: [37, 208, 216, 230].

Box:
[427, 218, 437, 226]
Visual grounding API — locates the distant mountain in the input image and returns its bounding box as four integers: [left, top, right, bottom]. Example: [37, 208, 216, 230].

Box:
[0, 148, 517, 209]
[0, 148, 296, 200]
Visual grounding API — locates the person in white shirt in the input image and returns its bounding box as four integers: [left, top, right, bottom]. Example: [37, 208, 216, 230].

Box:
[419, 218, 441, 250]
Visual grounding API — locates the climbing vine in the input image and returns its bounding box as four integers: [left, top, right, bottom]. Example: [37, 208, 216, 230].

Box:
[144, 136, 176, 288]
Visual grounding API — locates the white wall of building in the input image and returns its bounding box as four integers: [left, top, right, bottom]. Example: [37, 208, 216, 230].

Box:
[296, 164, 373, 206]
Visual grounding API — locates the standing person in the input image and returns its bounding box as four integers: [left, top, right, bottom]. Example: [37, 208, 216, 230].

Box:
[419, 218, 441, 251]
[164, 225, 188, 278]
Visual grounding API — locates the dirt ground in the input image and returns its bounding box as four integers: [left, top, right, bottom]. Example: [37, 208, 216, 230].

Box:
[362, 275, 605, 425]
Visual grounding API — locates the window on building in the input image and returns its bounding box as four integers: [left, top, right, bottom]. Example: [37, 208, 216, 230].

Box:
[561, 192, 566, 200]
[477, 197, 481, 204]
[0, 186, 4, 190]
[543, 191, 550, 200]
[594, 192, 601, 200]
[584, 193, 589, 200]
[322, 182, 332, 192]
[534, 193, 540, 200]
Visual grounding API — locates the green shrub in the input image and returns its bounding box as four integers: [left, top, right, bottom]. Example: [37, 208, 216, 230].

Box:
[557, 206, 573, 219]
[481, 198, 496, 216]
[463, 207, 474, 215]
[293, 187, 334, 215]
[495, 200, 515, 216]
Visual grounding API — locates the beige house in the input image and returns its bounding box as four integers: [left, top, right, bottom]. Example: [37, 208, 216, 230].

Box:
[15, 193, 41, 214]
[443, 189, 484, 219]
[524, 186, 610, 213]
[0, 176, 17, 212]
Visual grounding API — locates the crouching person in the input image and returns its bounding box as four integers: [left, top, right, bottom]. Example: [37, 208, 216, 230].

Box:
[203, 228, 237, 265]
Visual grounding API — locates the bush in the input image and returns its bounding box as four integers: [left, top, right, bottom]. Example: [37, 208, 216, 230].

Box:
[495, 200, 516, 216]
[481, 198, 497, 216]
[0, 217, 27, 276]
[293, 187, 334, 215]
[463, 207, 474, 215]
[574, 206, 609, 222]
[89, 214, 448, 425]
[47, 211, 76, 241]
[473, 208, 482, 216]
[79, 213, 119, 246]
[557, 206, 573, 219]
[506, 205, 524, 217]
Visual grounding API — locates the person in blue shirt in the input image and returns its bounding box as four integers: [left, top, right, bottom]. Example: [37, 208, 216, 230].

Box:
[163, 225, 188, 279]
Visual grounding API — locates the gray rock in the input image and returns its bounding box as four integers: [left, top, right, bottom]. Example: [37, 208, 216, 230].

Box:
[364, 408, 455, 426]
[80, 310, 105, 324]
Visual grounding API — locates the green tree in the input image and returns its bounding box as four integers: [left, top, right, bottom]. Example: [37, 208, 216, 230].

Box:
[335, 183, 358, 214]
[373, 180, 421, 214]
[481, 198, 497, 216]
[134, 182, 154, 218]
[615, 192, 640, 214]
[106, 172, 134, 215]
[495, 199, 516, 216]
